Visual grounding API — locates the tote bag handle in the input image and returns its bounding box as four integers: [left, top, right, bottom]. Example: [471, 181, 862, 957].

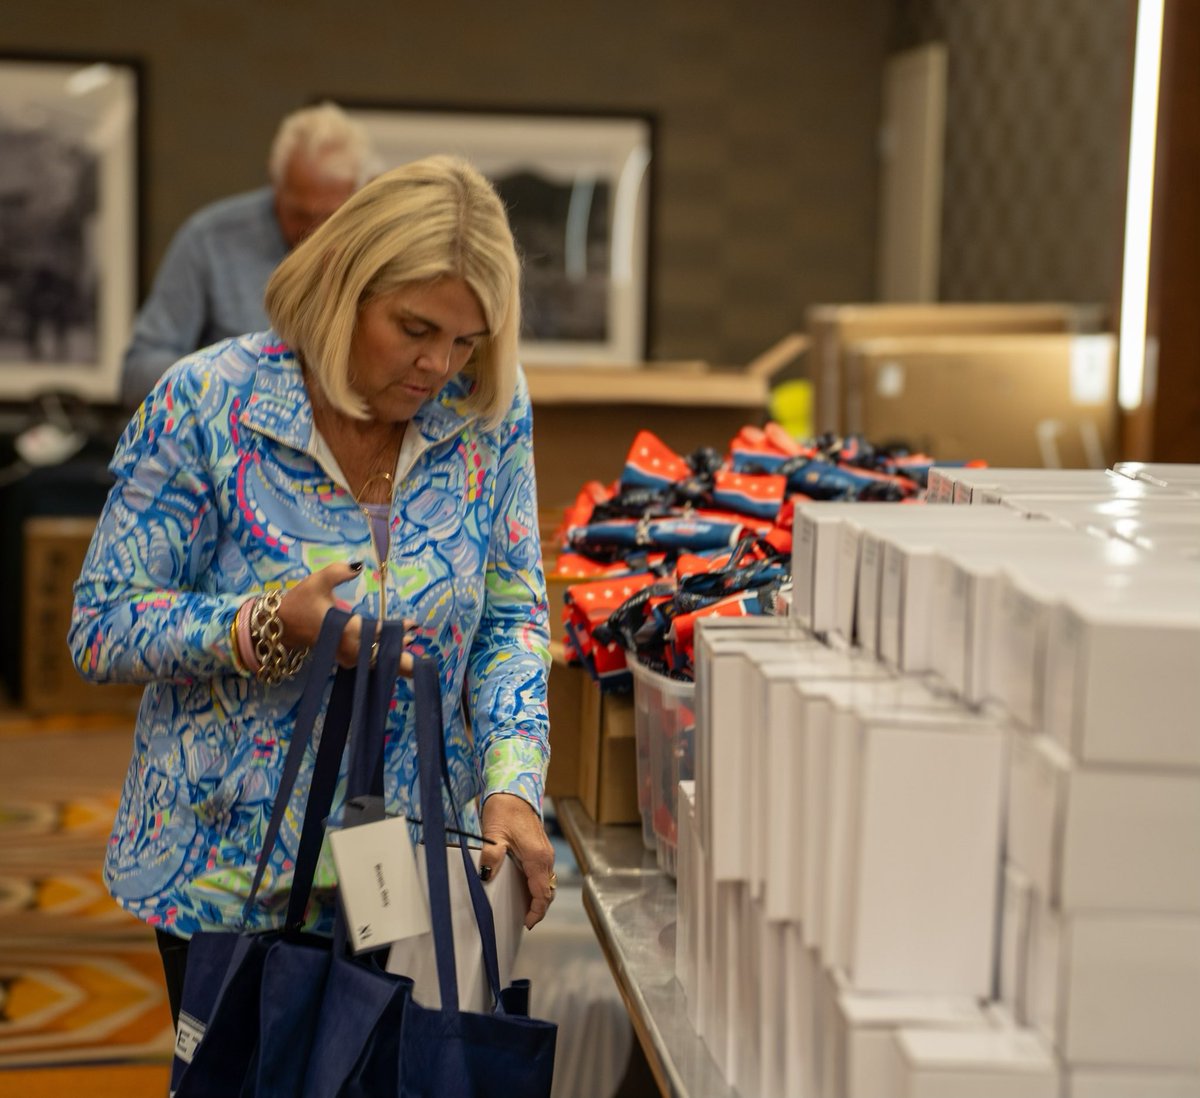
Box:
[411, 654, 508, 1016]
[243, 607, 355, 929]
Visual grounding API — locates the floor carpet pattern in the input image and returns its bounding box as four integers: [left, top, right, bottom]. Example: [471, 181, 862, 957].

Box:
[0, 715, 645, 1098]
[0, 718, 174, 1092]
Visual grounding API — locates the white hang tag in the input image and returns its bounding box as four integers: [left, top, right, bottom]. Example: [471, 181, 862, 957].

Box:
[329, 815, 431, 953]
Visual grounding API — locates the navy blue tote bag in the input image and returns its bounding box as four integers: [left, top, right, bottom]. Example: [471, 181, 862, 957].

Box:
[393, 656, 557, 1098]
[169, 611, 557, 1097]
[171, 611, 414, 1098]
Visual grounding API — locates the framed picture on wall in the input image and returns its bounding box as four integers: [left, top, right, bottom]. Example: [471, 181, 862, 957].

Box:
[337, 102, 654, 367]
[0, 53, 141, 403]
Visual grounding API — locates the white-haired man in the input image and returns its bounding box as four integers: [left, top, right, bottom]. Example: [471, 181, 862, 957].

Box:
[119, 101, 376, 407]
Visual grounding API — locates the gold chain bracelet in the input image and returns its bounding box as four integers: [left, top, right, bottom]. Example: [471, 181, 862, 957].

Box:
[249, 589, 309, 686]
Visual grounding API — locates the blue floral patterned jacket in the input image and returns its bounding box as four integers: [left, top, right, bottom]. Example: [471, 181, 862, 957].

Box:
[69, 332, 550, 935]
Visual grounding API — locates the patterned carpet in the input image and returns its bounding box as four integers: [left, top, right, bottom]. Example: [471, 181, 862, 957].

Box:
[0, 714, 174, 1091]
[0, 713, 647, 1098]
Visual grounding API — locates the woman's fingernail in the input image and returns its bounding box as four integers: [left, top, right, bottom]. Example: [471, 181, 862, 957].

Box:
[349, 560, 364, 572]
[479, 864, 493, 882]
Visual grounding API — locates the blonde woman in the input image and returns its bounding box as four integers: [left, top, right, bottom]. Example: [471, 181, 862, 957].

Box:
[71, 155, 555, 1028]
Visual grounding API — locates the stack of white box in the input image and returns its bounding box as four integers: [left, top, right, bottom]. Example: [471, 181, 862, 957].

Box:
[672, 463, 1200, 1097]
[955, 463, 1200, 1097]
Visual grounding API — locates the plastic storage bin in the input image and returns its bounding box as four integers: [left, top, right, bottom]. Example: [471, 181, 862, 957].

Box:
[630, 659, 696, 876]
[631, 670, 657, 852]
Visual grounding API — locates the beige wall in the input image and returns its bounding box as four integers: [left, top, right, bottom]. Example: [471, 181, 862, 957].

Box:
[3, 0, 892, 368]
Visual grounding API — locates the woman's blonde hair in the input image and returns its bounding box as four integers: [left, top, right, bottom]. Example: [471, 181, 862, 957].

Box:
[265, 154, 521, 428]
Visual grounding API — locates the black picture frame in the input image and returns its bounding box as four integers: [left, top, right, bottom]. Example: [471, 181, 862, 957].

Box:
[336, 101, 655, 366]
[0, 52, 143, 403]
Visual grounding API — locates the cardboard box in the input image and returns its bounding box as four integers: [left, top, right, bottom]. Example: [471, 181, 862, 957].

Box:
[755, 908, 789, 1098]
[1027, 902, 1200, 1070]
[936, 467, 1130, 504]
[525, 336, 805, 509]
[807, 301, 1102, 436]
[784, 925, 819, 1098]
[1006, 733, 1200, 914]
[545, 643, 585, 800]
[1043, 592, 1200, 769]
[1066, 1068, 1200, 1096]
[988, 547, 1163, 733]
[927, 530, 1150, 710]
[675, 780, 701, 1024]
[1113, 461, 1200, 489]
[728, 886, 764, 1096]
[757, 653, 893, 922]
[843, 333, 1117, 469]
[22, 517, 144, 716]
[705, 878, 745, 1078]
[691, 618, 805, 877]
[790, 500, 1024, 646]
[822, 968, 990, 1098]
[998, 863, 1034, 1020]
[576, 680, 638, 824]
[792, 676, 954, 951]
[930, 552, 1008, 704]
[839, 710, 1008, 996]
[886, 1027, 1060, 1098]
[791, 502, 858, 634]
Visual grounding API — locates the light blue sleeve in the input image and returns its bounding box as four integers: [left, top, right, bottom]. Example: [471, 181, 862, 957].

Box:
[466, 373, 552, 812]
[69, 370, 243, 684]
[119, 220, 211, 408]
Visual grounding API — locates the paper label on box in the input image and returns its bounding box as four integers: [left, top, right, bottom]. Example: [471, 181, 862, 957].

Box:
[329, 816, 430, 952]
[1070, 336, 1112, 405]
[875, 361, 905, 399]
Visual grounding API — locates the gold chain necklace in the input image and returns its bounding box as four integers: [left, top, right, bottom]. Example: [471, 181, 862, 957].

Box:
[354, 468, 396, 507]
[350, 430, 405, 507]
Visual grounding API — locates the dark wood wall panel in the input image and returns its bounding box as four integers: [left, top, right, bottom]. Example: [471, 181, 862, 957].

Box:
[1148, 0, 1200, 461]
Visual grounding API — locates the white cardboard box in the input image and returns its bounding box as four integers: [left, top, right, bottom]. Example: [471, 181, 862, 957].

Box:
[791, 502, 1029, 645]
[998, 496, 1200, 529]
[705, 634, 823, 883]
[1007, 733, 1200, 913]
[999, 862, 1034, 1020]
[830, 506, 1032, 653]
[792, 502, 859, 633]
[1043, 590, 1200, 769]
[748, 649, 892, 912]
[756, 906, 789, 1098]
[886, 1026, 1060, 1098]
[705, 878, 744, 1076]
[988, 540, 1162, 730]
[929, 551, 1008, 705]
[1066, 1068, 1200, 1097]
[785, 923, 820, 1098]
[1027, 899, 1200, 1070]
[978, 480, 1194, 505]
[728, 885, 763, 1095]
[793, 676, 956, 954]
[693, 618, 807, 875]
[675, 779, 700, 1024]
[842, 711, 1008, 996]
[941, 467, 1130, 504]
[1112, 461, 1200, 488]
[822, 968, 989, 1098]
[876, 520, 1050, 673]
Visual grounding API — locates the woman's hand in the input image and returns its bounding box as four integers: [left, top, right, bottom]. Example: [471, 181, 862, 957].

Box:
[274, 561, 414, 674]
[479, 792, 556, 930]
